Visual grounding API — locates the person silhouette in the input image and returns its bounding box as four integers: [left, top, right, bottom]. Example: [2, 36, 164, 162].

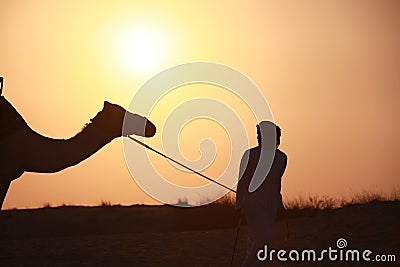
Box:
[0, 77, 156, 209]
[236, 121, 287, 266]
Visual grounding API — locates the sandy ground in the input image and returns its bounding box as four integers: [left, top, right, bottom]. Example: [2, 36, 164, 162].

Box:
[0, 201, 399, 266]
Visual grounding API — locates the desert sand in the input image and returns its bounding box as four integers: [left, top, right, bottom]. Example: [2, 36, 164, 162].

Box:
[0, 200, 398, 266]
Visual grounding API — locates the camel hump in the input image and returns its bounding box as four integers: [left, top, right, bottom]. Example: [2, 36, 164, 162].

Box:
[0, 97, 29, 140]
[91, 101, 156, 138]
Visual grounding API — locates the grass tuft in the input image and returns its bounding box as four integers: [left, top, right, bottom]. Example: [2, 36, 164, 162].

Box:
[100, 200, 113, 207]
[42, 202, 52, 209]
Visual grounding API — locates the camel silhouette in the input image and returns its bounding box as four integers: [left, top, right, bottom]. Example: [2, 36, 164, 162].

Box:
[0, 85, 156, 209]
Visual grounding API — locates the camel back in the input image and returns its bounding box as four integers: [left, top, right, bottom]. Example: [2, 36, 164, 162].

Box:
[0, 97, 28, 140]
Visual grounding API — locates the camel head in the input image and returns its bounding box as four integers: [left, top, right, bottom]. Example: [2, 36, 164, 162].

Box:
[90, 101, 156, 139]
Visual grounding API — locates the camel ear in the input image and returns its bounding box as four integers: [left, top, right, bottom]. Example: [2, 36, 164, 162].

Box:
[103, 101, 116, 112]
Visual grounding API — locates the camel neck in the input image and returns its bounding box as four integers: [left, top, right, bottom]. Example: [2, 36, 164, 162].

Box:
[22, 122, 115, 173]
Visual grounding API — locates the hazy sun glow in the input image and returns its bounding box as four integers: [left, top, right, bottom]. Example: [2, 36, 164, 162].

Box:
[117, 28, 165, 73]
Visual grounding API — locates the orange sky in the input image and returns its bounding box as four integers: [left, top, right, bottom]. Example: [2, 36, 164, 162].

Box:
[1, 0, 399, 209]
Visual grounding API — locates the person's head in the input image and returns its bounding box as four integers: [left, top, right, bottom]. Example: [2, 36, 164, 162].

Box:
[256, 121, 281, 148]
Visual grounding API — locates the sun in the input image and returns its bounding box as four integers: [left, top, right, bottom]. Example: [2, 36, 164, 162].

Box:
[117, 27, 165, 73]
